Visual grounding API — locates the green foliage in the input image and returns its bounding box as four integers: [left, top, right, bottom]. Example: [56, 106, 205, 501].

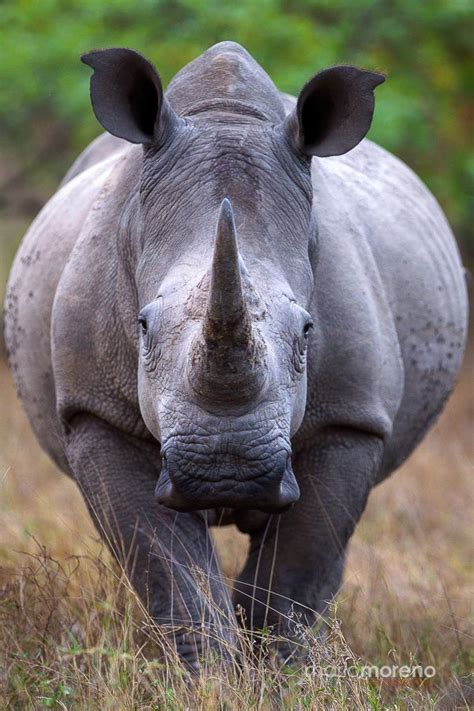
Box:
[0, 0, 472, 248]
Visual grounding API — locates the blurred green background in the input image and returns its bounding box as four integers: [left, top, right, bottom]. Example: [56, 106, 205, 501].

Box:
[1, 0, 473, 307]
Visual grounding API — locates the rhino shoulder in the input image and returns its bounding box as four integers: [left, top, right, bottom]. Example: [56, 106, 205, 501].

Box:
[52, 146, 144, 435]
[320, 138, 445, 215]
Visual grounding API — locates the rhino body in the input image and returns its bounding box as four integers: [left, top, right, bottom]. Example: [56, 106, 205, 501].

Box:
[5, 42, 467, 663]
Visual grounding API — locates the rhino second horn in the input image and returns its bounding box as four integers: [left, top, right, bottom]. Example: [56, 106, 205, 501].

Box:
[204, 197, 251, 344]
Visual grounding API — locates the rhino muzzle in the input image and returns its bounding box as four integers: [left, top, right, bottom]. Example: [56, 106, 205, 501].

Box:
[154, 448, 300, 513]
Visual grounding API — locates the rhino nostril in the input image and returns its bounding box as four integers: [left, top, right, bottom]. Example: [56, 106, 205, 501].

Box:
[155, 466, 188, 510]
[275, 450, 292, 479]
[275, 456, 300, 510]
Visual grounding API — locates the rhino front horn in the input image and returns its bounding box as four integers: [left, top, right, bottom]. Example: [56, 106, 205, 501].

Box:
[204, 198, 251, 344]
[189, 198, 267, 403]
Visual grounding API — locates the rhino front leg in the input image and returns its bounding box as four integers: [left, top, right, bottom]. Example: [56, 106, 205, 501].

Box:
[233, 428, 384, 660]
[64, 414, 236, 668]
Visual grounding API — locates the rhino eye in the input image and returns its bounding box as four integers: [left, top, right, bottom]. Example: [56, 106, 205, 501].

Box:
[303, 321, 313, 338]
[138, 315, 148, 334]
[138, 298, 163, 346]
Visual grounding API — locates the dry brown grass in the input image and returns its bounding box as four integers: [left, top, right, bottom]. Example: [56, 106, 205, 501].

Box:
[0, 353, 472, 709]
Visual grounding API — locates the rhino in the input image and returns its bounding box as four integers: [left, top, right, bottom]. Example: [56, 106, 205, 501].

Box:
[4, 42, 468, 666]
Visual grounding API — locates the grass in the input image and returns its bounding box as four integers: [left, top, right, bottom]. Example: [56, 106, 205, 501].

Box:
[0, 353, 472, 709]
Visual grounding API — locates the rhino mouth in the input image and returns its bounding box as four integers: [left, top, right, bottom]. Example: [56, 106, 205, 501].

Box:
[154, 445, 300, 513]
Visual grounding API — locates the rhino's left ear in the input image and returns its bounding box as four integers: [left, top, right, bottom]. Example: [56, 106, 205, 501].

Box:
[283, 66, 385, 157]
[81, 47, 182, 145]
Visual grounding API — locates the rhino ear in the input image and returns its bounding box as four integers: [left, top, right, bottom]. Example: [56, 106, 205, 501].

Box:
[284, 66, 385, 157]
[81, 48, 181, 145]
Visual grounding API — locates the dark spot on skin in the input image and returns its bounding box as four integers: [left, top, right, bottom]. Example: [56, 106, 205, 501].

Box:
[447, 353, 453, 359]
[436, 335, 445, 344]
[28, 291, 34, 298]
[411, 359, 418, 367]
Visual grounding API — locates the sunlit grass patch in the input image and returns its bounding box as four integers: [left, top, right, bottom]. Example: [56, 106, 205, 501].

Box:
[2, 541, 461, 709]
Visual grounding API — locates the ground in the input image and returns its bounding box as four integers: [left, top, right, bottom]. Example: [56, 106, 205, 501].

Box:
[0, 350, 472, 709]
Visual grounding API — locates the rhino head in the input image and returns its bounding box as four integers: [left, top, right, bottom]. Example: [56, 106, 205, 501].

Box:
[82, 42, 383, 513]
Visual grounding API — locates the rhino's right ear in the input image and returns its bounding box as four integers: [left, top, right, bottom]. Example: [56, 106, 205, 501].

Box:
[81, 48, 182, 145]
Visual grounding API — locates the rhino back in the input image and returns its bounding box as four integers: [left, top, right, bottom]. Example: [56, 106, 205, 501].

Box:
[60, 133, 128, 187]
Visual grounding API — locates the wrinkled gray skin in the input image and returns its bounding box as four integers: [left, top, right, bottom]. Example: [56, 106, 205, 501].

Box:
[5, 42, 468, 666]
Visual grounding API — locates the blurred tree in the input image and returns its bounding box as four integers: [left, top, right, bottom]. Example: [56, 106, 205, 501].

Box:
[0, 0, 472, 252]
